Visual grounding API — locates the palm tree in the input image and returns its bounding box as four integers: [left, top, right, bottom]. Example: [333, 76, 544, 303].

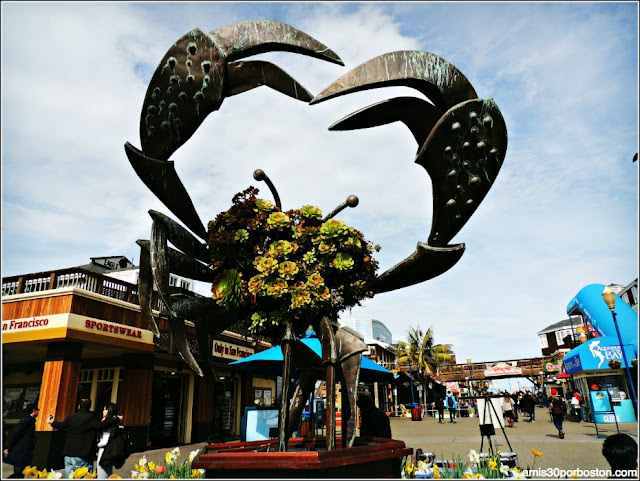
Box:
[396, 326, 454, 407]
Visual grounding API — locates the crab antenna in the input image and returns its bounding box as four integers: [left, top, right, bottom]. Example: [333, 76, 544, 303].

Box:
[322, 195, 359, 221]
[253, 169, 282, 210]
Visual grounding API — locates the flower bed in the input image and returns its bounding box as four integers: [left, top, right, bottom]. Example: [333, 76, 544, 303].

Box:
[401, 448, 544, 479]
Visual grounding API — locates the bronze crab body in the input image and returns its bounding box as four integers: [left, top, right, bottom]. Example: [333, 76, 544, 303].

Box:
[124, 19, 507, 452]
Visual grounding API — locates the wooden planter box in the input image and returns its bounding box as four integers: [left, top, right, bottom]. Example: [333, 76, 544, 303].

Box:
[192, 436, 412, 478]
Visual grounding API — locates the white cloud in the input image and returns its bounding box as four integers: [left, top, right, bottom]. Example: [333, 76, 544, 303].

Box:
[2, 2, 637, 366]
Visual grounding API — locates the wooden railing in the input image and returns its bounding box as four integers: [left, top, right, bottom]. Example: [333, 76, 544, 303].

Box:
[2, 267, 163, 311]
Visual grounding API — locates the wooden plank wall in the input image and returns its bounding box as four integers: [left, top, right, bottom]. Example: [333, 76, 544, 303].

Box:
[2, 295, 73, 320]
[36, 360, 81, 431]
[120, 369, 154, 426]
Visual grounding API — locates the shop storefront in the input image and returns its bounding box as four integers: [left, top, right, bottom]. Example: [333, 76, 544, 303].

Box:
[2, 280, 266, 469]
[563, 337, 637, 423]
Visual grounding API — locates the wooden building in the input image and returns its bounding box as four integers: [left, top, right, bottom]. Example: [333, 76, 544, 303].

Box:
[2, 257, 273, 470]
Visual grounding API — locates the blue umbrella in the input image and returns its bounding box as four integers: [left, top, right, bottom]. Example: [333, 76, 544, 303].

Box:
[230, 335, 393, 383]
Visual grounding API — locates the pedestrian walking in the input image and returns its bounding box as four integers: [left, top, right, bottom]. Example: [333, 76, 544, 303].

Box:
[549, 388, 567, 439]
[521, 391, 536, 422]
[435, 395, 445, 424]
[502, 395, 515, 428]
[3, 404, 39, 478]
[96, 403, 126, 479]
[445, 390, 457, 423]
[47, 398, 120, 478]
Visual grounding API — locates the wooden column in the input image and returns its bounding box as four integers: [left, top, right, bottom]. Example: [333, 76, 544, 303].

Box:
[193, 376, 215, 442]
[31, 342, 83, 470]
[120, 353, 154, 451]
[37, 342, 83, 431]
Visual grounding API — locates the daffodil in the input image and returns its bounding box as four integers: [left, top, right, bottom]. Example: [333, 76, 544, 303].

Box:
[138, 472, 149, 479]
[84, 472, 97, 479]
[468, 449, 480, 465]
[462, 468, 475, 479]
[189, 449, 200, 462]
[570, 470, 579, 479]
[107, 475, 122, 479]
[433, 465, 441, 479]
[474, 474, 485, 479]
[22, 466, 38, 478]
[46, 471, 62, 480]
[191, 469, 202, 478]
[531, 448, 543, 457]
[499, 464, 510, 476]
[130, 471, 139, 479]
[487, 458, 498, 470]
[511, 467, 525, 479]
[147, 461, 156, 472]
[138, 455, 148, 467]
[73, 467, 89, 479]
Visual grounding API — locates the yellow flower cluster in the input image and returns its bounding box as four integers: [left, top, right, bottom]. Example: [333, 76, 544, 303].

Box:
[401, 448, 543, 479]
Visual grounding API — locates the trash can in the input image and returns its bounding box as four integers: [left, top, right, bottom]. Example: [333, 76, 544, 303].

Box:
[411, 403, 422, 421]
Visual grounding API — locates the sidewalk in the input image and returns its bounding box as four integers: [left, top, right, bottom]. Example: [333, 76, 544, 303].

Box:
[4, 407, 637, 478]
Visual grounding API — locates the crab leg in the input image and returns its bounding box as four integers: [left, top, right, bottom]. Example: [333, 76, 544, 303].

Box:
[278, 323, 296, 452]
[318, 316, 338, 450]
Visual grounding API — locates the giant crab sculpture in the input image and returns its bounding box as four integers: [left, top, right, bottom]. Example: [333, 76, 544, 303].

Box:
[124, 19, 507, 452]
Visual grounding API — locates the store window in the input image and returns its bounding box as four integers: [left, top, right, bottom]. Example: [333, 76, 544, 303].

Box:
[2, 385, 41, 419]
[77, 368, 122, 411]
[254, 388, 273, 407]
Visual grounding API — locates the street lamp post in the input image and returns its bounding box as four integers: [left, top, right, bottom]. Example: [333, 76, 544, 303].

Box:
[467, 357, 474, 396]
[602, 287, 638, 414]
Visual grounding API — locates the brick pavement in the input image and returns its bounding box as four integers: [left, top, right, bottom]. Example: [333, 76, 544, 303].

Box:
[4, 406, 637, 478]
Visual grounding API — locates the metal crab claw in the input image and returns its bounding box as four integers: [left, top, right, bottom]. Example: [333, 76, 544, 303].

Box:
[126, 19, 344, 240]
[311, 51, 507, 294]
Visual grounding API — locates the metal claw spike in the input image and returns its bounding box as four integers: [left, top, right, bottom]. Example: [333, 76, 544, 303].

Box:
[311, 50, 477, 111]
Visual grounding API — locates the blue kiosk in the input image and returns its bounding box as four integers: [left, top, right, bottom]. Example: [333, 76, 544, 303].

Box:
[563, 284, 638, 433]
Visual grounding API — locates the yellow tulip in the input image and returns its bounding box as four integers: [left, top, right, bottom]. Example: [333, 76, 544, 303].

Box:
[108, 476, 122, 479]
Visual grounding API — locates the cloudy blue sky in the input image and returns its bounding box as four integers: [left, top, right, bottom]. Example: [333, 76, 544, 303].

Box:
[2, 2, 638, 367]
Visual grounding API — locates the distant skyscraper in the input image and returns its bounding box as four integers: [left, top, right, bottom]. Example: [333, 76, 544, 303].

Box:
[339, 318, 393, 344]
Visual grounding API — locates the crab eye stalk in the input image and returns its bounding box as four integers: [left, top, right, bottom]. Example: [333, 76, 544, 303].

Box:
[322, 195, 359, 221]
[253, 169, 282, 210]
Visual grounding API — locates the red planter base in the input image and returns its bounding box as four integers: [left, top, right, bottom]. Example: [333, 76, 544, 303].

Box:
[192, 436, 412, 478]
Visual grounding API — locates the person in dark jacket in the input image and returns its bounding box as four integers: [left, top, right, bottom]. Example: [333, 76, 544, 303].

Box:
[357, 394, 391, 438]
[520, 391, 536, 422]
[3, 403, 39, 478]
[47, 399, 120, 478]
[96, 403, 124, 479]
[435, 395, 445, 424]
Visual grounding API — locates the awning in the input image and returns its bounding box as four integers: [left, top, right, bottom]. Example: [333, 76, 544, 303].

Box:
[563, 337, 637, 374]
